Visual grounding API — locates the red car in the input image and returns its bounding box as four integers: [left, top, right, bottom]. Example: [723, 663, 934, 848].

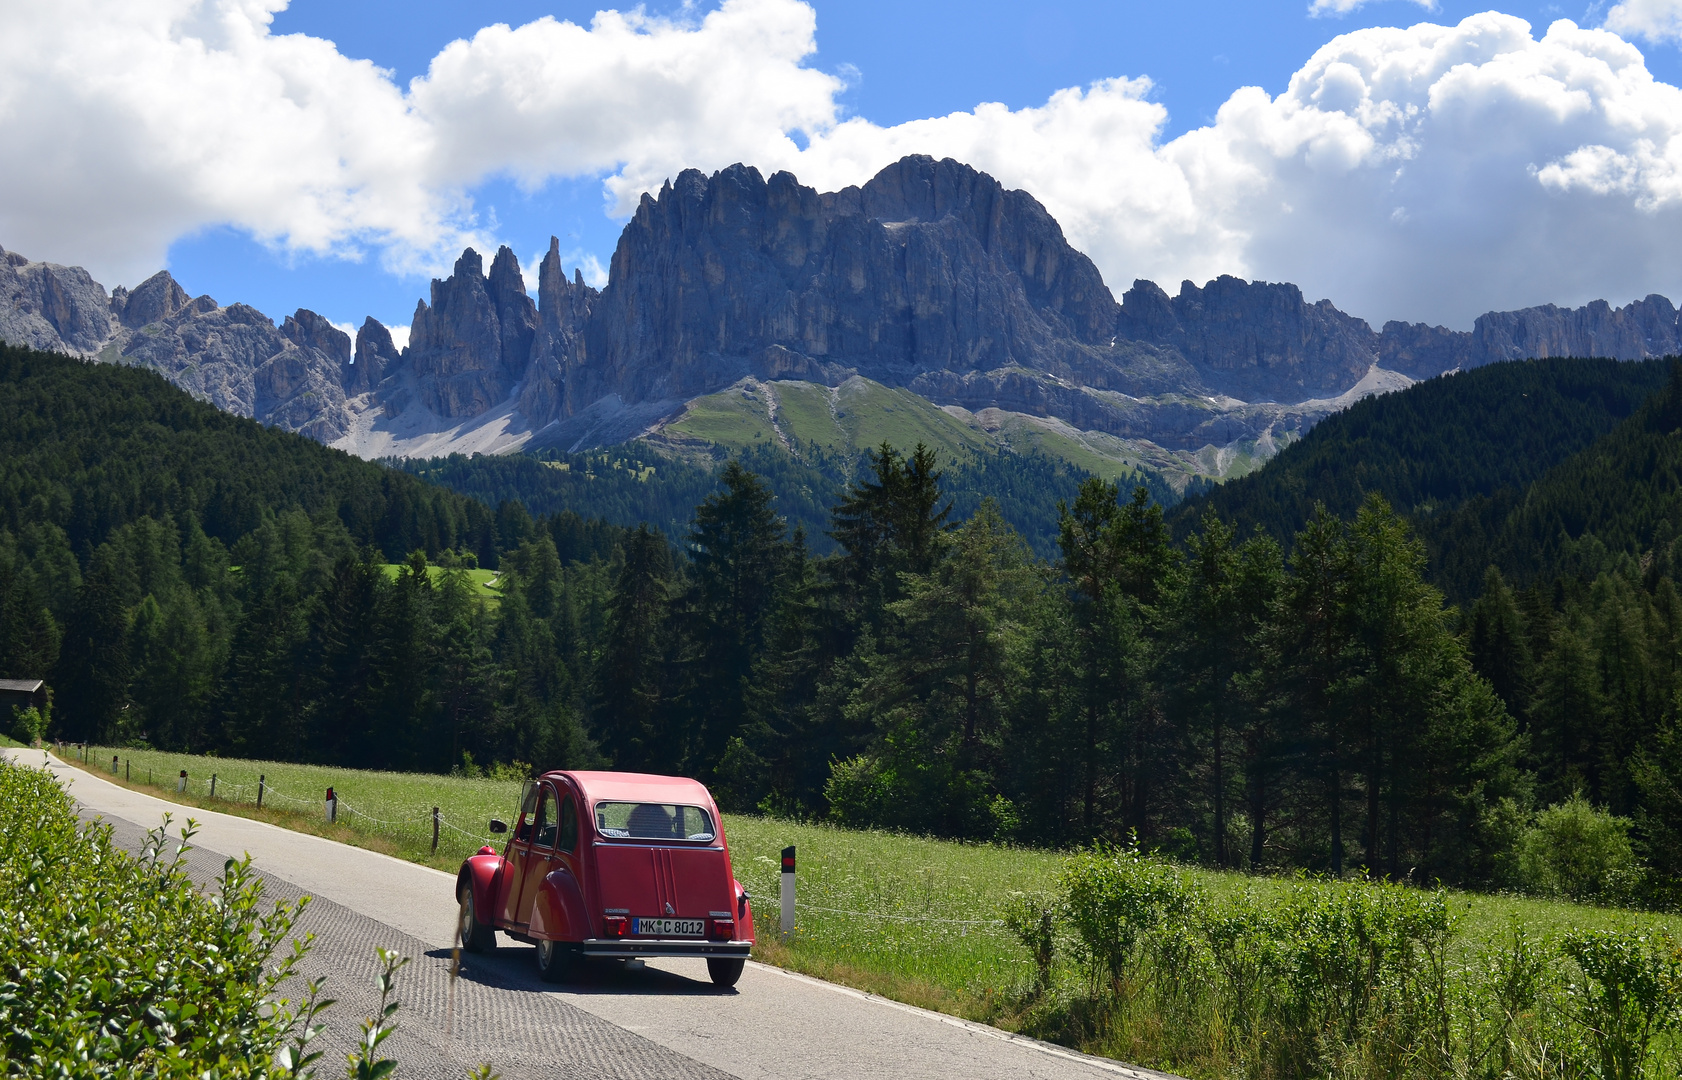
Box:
[455, 770, 755, 987]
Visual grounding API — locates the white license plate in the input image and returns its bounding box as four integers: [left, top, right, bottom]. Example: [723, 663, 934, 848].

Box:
[633, 917, 705, 937]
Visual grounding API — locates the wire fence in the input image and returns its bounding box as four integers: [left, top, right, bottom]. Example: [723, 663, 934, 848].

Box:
[55, 744, 1012, 946]
[61, 744, 503, 855]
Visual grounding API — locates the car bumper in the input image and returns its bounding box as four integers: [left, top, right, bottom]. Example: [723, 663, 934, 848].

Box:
[580, 938, 752, 959]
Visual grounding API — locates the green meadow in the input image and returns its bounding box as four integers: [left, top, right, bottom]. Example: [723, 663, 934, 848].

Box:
[376, 564, 504, 600]
[56, 745, 1682, 1078]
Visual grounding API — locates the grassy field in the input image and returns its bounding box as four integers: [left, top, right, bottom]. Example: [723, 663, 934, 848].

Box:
[377, 564, 503, 600]
[50, 745, 1682, 1075]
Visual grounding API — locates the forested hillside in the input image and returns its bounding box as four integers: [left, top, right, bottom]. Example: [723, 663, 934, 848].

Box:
[1169, 357, 1671, 585]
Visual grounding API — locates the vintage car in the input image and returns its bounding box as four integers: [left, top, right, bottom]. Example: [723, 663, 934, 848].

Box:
[455, 770, 755, 987]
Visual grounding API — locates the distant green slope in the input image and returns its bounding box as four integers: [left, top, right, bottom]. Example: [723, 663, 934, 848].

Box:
[0, 344, 495, 561]
[1167, 357, 1672, 572]
[1437, 363, 1682, 597]
[650, 373, 1187, 488]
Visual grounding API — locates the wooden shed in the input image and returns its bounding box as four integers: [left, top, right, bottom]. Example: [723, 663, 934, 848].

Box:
[0, 679, 47, 717]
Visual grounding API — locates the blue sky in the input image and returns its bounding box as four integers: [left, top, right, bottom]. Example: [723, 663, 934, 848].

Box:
[5, 0, 1681, 335]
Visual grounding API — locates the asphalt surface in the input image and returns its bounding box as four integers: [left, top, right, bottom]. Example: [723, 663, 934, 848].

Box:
[6, 748, 1176, 1080]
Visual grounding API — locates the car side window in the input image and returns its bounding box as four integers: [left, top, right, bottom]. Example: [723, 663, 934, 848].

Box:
[534, 786, 557, 848]
[516, 781, 539, 842]
[557, 796, 578, 853]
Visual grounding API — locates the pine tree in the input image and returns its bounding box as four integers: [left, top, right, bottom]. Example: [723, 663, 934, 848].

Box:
[681, 461, 797, 775]
[593, 525, 676, 771]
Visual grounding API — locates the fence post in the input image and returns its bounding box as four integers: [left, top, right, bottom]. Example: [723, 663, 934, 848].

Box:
[177, 769, 187, 794]
[325, 787, 337, 824]
[432, 807, 440, 854]
[125, 759, 129, 781]
[111, 755, 119, 775]
[258, 774, 265, 809]
[780, 845, 796, 940]
[210, 774, 216, 798]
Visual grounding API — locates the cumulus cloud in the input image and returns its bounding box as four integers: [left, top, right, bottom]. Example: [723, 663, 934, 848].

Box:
[1605, 0, 1682, 43]
[4, 0, 1682, 327]
[786, 12, 1682, 326]
[1309, 0, 1435, 18]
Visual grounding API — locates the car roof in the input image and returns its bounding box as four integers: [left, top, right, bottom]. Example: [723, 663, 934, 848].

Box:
[548, 770, 715, 805]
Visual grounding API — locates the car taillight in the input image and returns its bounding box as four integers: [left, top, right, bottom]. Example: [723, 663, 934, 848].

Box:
[603, 916, 628, 938]
[708, 918, 735, 940]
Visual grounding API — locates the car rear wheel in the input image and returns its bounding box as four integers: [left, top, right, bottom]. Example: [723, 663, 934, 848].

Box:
[458, 887, 495, 953]
[707, 957, 745, 988]
[536, 938, 574, 983]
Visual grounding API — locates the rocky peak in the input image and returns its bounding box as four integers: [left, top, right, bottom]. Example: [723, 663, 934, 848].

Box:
[281, 309, 351, 366]
[116, 271, 191, 330]
[0, 243, 116, 355]
[578, 155, 1127, 411]
[349, 317, 400, 395]
[518, 237, 599, 422]
[403, 246, 546, 418]
[1118, 276, 1379, 401]
[855, 155, 1118, 345]
[488, 245, 538, 384]
[1380, 294, 1682, 380]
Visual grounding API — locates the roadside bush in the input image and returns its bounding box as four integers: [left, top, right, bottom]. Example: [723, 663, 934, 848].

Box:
[1012, 845, 1682, 1080]
[0, 757, 316, 1077]
[1563, 929, 1682, 1080]
[1514, 793, 1640, 904]
[1058, 844, 1202, 994]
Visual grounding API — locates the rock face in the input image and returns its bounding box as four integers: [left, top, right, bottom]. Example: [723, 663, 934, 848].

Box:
[350, 317, 400, 395]
[1118, 277, 1378, 402]
[575, 156, 1158, 410]
[4, 155, 1681, 461]
[119, 295, 353, 441]
[1381, 295, 1682, 380]
[0, 244, 117, 354]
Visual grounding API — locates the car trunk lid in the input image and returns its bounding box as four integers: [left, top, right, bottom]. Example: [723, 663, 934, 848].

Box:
[593, 843, 734, 927]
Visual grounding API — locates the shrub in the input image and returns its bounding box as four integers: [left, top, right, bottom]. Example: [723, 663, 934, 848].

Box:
[1563, 929, 1682, 1080]
[1514, 793, 1640, 903]
[824, 754, 892, 828]
[1001, 892, 1058, 997]
[10, 704, 46, 746]
[0, 757, 317, 1077]
[1058, 844, 1203, 993]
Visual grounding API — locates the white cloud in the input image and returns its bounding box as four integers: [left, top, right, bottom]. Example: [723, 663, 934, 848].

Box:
[4, 1, 1682, 328]
[1605, 0, 1682, 44]
[386, 325, 410, 353]
[1309, 0, 1435, 18]
[781, 12, 1682, 326]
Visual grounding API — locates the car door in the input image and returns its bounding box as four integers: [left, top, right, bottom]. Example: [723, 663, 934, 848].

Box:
[514, 784, 559, 927]
[518, 785, 581, 931]
[498, 781, 546, 926]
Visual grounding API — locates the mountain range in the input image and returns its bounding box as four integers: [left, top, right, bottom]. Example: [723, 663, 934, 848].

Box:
[6, 155, 1681, 486]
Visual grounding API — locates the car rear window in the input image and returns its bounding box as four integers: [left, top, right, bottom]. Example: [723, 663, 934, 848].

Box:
[595, 802, 716, 841]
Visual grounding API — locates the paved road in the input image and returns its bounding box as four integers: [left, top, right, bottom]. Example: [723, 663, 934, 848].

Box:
[6, 749, 1173, 1080]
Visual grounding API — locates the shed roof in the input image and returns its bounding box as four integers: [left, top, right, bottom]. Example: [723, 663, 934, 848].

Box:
[0, 679, 43, 693]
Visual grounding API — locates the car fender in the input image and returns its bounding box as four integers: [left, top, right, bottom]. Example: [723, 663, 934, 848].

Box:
[734, 878, 756, 943]
[456, 852, 504, 924]
[529, 865, 587, 942]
